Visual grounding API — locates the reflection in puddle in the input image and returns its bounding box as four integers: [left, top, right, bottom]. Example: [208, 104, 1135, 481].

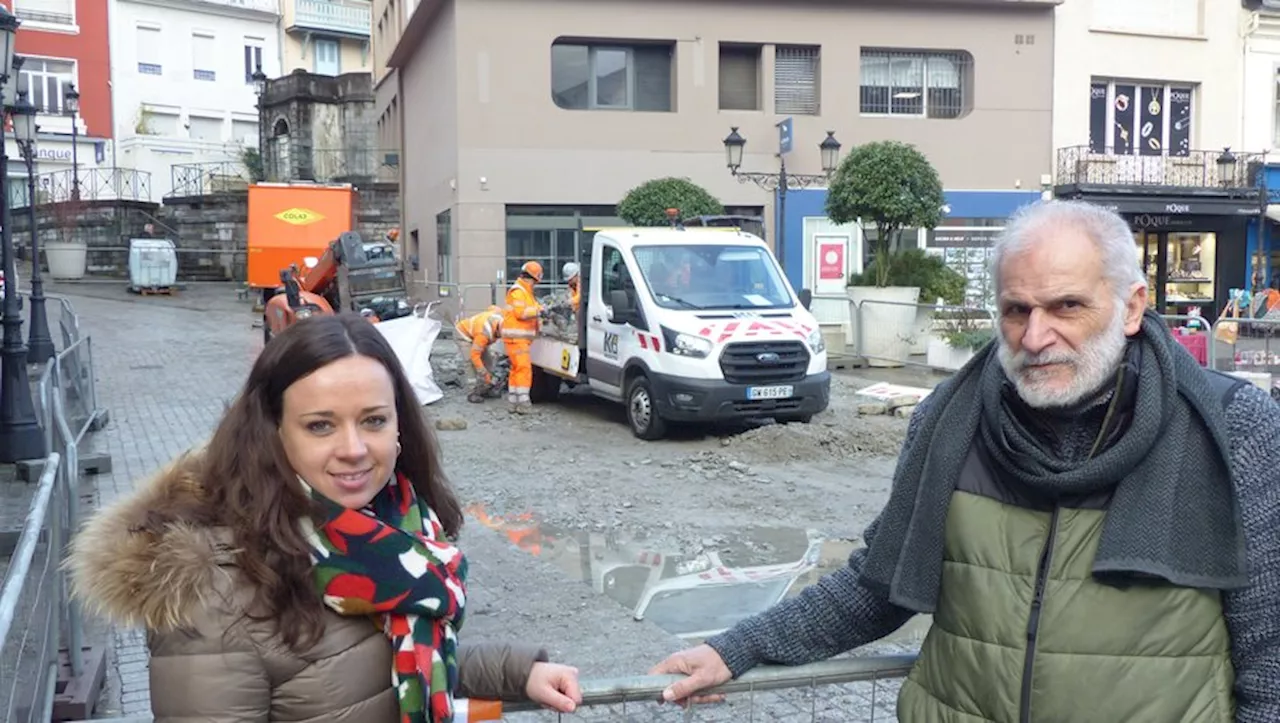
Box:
[466, 505, 857, 641]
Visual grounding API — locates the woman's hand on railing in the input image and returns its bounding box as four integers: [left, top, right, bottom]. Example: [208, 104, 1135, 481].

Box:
[524, 661, 582, 713]
[650, 643, 732, 706]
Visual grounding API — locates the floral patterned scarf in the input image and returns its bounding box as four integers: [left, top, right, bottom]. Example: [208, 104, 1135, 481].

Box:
[301, 472, 468, 723]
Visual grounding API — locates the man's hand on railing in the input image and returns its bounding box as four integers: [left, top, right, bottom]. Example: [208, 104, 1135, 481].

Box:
[649, 644, 732, 706]
[524, 661, 583, 713]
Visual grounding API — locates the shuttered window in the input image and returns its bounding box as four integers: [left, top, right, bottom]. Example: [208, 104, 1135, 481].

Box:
[137, 26, 162, 75]
[774, 45, 819, 115]
[192, 33, 216, 81]
[13, 0, 73, 26]
[719, 44, 760, 111]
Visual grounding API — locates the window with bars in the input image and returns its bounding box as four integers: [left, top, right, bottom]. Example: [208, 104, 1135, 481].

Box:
[550, 40, 674, 112]
[859, 49, 972, 119]
[774, 45, 820, 115]
[719, 43, 760, 111]
[18, 58, 75, 115]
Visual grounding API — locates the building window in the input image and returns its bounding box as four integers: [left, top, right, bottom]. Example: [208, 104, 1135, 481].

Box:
[193, 33, 216, 81]
[1274, 68, 1280, 150]
[1091, 0, 1200, 37]
[13, 0, 73, 26]
[719, 44, 761, 111]
[244, 43, 264, 83]
[137, 26, 163, 75]
[1089, 79, 1192, 156]
[774, 45, 819, 115]
[314, 38, 341, 75]
[436, 210, 453, 284]
[859, 49, 971, 119]
[550, 40, 674, 112]
[19, 58, 75, 115]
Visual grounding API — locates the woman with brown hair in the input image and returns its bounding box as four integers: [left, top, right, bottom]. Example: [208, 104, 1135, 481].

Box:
[69, 313, 582, 722]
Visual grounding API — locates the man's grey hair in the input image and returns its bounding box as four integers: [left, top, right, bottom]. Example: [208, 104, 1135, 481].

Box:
[990, 200, 1145, 304]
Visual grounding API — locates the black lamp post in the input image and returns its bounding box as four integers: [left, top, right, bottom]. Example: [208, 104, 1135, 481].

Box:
[723, 126, 841, 273]
[14, 91, 52, 364]
[1216, 147, 1237, 188]
[252, 64, 268, 181]
[0, 6, 46, 462]
[64, 82, 79, 201]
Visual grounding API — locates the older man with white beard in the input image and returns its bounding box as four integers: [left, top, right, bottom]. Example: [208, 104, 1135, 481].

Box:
[651, 200, 1280, 722]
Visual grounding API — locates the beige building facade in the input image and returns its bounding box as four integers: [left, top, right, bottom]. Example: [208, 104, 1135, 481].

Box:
[386, 0, 1059, 306]
[282, 0, 372, 75]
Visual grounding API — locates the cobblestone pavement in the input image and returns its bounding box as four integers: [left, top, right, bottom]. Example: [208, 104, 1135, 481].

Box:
[43, 281, 919, 722]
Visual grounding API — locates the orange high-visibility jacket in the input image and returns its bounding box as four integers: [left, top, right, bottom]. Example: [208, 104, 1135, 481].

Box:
[501, 279, 540, 339]
[569, 282, 581, 310]
[455, 306, 503, 345]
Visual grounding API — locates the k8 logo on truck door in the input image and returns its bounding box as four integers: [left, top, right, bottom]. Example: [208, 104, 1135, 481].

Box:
[603, 331, 620, 359]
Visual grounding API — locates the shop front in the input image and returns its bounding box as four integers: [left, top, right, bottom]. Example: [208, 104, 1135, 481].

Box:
[1060, 195, 1254, 323]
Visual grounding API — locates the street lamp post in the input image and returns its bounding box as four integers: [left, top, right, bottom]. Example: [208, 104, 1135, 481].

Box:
[723, 125, 841, 274]
[14, 91, 52, 364]
[252, 65, 268, 181]
[65, 82, 79, 201]
[0, 6, 46, 462]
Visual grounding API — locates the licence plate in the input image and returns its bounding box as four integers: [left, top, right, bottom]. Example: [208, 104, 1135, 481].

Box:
[747, 385, 794, 401]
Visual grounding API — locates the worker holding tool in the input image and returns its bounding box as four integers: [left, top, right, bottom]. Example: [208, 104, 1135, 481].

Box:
[454, 305, 505, 403]
[501, 261, 543, 414]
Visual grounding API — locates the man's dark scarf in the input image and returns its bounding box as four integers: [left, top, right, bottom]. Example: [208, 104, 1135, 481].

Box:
[861, 310, 1249, 614]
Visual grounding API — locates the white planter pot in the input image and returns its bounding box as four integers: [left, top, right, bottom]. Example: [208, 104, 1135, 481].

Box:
[910, 305, 935, 355]
[45, 241, 88, 280]
[847, 285, 921, 368]
[926, 337, 977, 371]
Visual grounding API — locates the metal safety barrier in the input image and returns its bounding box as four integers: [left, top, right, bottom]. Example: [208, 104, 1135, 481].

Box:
[420, 281, 502, 323]
[0, 452, 63, 723]
[1207, 314, 1280, 400]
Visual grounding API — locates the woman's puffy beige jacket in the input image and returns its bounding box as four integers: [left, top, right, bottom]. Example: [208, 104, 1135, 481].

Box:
[69, 454, 547, 722]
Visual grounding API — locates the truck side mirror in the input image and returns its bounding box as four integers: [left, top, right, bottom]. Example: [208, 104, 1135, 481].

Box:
[609, 289, 634, 325]
[798, 288, 813, 311]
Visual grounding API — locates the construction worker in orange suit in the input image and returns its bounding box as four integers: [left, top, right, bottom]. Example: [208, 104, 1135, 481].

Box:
[501, 261, 543, 414]
[454, 305, 505, 403]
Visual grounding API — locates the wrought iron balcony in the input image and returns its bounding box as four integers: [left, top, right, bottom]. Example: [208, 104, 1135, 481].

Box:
[291, 0, 370, 37]
[1055, 146, 1264, 192]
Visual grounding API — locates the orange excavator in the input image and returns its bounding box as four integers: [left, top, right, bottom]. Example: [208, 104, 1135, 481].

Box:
[263, 230, 412, 341]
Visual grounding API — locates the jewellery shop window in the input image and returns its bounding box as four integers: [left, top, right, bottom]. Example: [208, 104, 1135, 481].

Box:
[1166, 233, 1215, 306]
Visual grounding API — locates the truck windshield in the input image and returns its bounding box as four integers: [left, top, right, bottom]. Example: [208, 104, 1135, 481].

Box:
[633, 244, 793, 310]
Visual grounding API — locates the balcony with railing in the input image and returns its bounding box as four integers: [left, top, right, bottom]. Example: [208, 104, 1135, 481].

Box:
[290, 0, 371, 38]
[1055, 146, 1265, 195]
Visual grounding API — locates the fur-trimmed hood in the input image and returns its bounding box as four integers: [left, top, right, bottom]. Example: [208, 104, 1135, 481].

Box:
[68, 450, 240, 633]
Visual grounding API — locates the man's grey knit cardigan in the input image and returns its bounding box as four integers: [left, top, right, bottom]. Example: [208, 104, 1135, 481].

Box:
[706, 382, 1280, 722]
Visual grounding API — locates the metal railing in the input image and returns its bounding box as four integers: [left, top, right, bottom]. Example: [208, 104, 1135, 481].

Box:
[292, 0, 371, 36]
[309, 148, 399, 183]
[0, 452, 63, 723]
[841, 298, 997, 370]
[420, 282, 502, 324]
[168, 161, 253, 198]
[1054, 146, 1265, 189]
[33, 168, 153, 204]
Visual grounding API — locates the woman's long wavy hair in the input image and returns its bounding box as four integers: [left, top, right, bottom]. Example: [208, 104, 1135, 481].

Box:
[199, 313, 463, 650]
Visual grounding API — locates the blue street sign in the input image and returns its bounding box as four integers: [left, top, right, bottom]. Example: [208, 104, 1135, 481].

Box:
[777, 117, 793, 156]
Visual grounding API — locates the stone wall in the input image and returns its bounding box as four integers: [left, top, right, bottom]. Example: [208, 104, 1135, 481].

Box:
[14, 182, 401, 281]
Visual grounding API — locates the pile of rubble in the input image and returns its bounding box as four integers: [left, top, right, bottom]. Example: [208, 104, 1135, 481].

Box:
[857, 394, 921, 419]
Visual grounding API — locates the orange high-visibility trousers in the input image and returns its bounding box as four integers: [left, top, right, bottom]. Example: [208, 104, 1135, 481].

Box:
[505, 338, 532, 400]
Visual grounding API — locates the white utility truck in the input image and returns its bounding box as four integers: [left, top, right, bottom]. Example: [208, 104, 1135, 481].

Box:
[528, 225, 830, 439]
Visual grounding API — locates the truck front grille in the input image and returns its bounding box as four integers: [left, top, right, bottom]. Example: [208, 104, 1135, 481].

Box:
[719, 340, 809, 385]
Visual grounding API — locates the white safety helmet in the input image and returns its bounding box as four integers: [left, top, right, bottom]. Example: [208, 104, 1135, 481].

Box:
[562, 262, 580, 282]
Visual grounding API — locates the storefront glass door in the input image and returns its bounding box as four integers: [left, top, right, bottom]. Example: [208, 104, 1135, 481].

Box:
[1134, 229, 1216, 315]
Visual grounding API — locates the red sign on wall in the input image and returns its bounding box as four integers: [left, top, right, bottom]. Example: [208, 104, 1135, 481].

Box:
[818, 242, 845, 281]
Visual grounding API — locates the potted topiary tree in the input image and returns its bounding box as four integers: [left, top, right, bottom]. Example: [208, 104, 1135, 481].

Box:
[826, 141, 946, 367]
[617, 177, 724, 226]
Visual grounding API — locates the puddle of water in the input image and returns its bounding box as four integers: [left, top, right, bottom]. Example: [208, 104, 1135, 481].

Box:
[465, 505, 932, 645]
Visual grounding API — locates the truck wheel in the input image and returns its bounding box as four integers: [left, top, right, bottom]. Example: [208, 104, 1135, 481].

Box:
[626, 375, 667, 441]
[777, 413, 814, 425]
[529, 367, 561, 404]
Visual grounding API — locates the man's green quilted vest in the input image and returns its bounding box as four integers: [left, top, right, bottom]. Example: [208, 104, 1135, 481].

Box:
[896, 488, 1236, 722]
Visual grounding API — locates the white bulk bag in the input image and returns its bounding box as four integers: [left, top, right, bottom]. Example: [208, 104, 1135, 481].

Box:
[374, 308, 444, 406]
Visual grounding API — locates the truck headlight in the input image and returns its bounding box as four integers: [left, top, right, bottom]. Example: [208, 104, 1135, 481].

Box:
[806, 329, 826, 354]
[662, 326, 712, 358]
